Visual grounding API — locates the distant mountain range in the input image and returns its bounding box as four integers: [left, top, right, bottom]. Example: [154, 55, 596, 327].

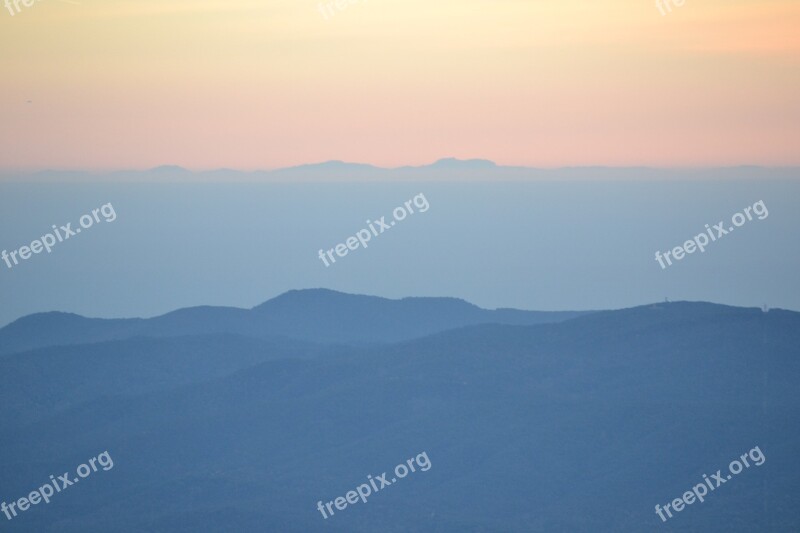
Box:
[0, 291, 797, 532]
[5, 160, 799, 182]
[0, 288, 587, 355]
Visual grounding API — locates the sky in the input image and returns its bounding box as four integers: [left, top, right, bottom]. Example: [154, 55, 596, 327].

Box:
[1, 0, 799, 170]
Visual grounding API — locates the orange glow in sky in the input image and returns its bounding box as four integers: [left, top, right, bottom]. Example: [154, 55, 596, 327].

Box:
[0, 0, 798, 170]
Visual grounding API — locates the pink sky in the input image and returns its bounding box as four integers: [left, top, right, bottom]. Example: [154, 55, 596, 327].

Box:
[0, 0, 798, 170]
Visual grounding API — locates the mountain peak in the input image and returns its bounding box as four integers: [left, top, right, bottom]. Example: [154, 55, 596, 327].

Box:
[429, 158, 497, 169]
[149, 165, 189, 173]
[277, 161, 382, 173]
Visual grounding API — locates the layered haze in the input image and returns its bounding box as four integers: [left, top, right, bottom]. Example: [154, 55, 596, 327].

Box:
[1, 1, 798, 531]
[1, 167, 798, 327]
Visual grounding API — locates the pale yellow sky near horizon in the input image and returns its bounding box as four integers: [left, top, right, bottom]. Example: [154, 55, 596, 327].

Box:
[0, 0, 798, 170]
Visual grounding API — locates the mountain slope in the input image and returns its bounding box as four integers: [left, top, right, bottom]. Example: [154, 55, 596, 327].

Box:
[0, 302, 797, 532]
[0, 333, 331, 430]
[0, 289, 587, 355]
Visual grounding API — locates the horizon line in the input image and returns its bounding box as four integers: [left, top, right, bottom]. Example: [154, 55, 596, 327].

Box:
[1, 287, 792, 329]
[2, 158, 800, 175]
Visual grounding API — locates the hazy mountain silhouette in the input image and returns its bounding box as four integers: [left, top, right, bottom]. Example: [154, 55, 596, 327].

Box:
[0, 289, 587, 355]
[271, 160, 385, 174]
[149, 165, 190, 173]
[0, 298, 797, 532]
[393, 158, 498, 171]
[10, 162, 799, 183]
